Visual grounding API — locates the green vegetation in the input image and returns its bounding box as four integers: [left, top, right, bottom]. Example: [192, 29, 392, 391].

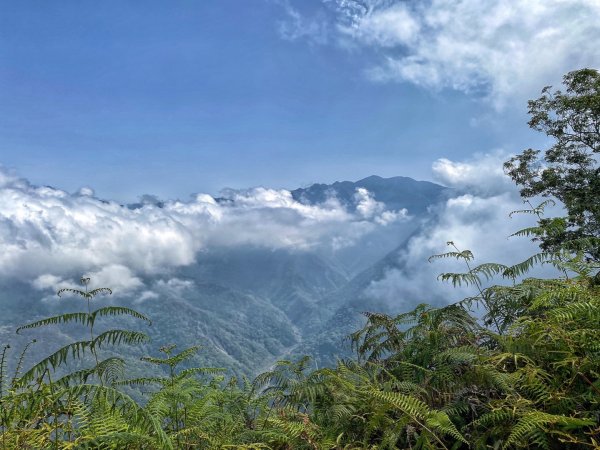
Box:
[505, 68, 600, 260]
[1, 70, 599, 448]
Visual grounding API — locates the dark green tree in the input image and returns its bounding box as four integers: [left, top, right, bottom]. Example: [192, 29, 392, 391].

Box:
[504, 68, 600, 260]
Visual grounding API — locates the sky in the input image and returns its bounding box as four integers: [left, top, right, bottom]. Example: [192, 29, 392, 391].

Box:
[2, 0, 598, 201]
[1, 0, 599, 305]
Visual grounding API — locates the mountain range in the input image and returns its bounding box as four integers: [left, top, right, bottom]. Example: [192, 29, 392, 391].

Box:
[0, 175, 449, 377]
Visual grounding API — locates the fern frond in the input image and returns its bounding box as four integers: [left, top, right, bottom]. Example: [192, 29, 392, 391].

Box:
[96, 357, 126, 385]
[16, 340, 91, 386]
[470, 262, 510, 281]
[16, 312, 89, 333]
[369, 390, 431, 420]
[428, 250, 474, 263]
[437, 272, 481, 287]
[114, 377, 169, 387]
[0, 344, 9, 397]
[502, 252, 551, 278]
[67, 384, 173, 448]
[509, 226, 545, 237]
[91, 329, 149, 349]
[141, 345, 200, 367]
[176, 367, 226, 379]
[57, 287, 113, 299]
[90, 306, 151, 326]
[504, 412, 594, 449]
[11, 339, 37, 388]
[549, 301, 600, 322]
[425, 410, 468, 444]
[509, 199, 555, 218]
[73, 431, 158, 449]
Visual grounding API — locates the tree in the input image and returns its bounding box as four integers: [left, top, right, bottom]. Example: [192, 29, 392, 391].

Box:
[504, 68, 600, 259]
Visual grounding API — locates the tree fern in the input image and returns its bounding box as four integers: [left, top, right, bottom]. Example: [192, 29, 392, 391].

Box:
[15, 277, 150, 388]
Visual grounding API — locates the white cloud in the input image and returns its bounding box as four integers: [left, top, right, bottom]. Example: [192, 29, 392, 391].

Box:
[338, 3, 420, 47]
[77, 187, 95, 197]
[128, 277, 196, 304]
[288, 0, 600, 107]
[0, 166, 22, 188]
[355, 187, 385, 218]
[32, 274, 69, 291]
[354, 187, 409, 224]
[135, 290, 160, 304]
[0, 168, 407, 285]
[432, 151, 515, 196]
[366, 152, 563, 305]
[32, 265, 142, 298]
[86, 265, 143, 294]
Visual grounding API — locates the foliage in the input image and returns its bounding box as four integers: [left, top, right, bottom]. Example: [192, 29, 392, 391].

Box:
[0, 277, 155, 449]
[504, 68, 600, 259]
[2, 246, 598, 449]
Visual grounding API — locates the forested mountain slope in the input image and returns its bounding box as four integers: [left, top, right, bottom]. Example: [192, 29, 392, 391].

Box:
[0, 175, 448, 376]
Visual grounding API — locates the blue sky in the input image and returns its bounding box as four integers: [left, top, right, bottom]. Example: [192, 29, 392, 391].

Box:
[1, 0, 598, 201]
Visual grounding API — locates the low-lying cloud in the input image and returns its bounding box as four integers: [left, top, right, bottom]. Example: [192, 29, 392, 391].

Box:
[366, 151, 563, 306]
[0, 166, 408, 291]
[1, 151, 566, 306]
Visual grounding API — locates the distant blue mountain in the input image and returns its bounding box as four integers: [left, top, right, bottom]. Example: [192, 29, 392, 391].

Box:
[291, 175, 448, 213]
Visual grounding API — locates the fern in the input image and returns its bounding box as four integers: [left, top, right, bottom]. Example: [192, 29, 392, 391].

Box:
[90, 305, 152, 325]
[504, 411, 594, 449]
[16, 340, 92, 386]
[10, 339, 36, 389]
[0, 344, 9, 398]
[16, 312, 90, 333]
[91, 329, 149, 349]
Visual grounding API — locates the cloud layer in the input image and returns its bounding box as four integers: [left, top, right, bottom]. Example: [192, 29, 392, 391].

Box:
[0, 151, 564, 305]
[0, 166, 408, 291]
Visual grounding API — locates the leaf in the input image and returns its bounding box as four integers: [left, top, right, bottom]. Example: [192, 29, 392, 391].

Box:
[90, 306, 151, 326]
[16, 313, 89, 334]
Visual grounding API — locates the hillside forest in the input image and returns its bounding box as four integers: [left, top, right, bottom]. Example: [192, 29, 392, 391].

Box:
[1, 69, 599, 449]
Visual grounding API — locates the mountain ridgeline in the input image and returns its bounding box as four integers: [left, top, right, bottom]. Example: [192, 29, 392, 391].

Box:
[291, 175, 448, 214]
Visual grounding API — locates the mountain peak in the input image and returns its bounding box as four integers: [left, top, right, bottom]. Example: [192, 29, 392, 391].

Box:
[356, 175, 384, 183]
[291, 175, 447, 214]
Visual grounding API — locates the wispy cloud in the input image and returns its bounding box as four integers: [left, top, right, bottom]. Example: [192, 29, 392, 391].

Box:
[280, 0, 600, 107]
[275, 0, 330, 44]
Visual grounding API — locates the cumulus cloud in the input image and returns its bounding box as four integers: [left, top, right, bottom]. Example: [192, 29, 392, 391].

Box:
[354, 187, 409, 225]
[365, 152, 563, 306]
[283, 0, 600, 107]
[432, 151, 515, 196]
[32, 274, 71, 291]
[0, 167, 409, 289]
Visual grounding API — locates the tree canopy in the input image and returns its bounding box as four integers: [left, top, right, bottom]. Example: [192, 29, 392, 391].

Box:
[504, 68, 600, 260]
